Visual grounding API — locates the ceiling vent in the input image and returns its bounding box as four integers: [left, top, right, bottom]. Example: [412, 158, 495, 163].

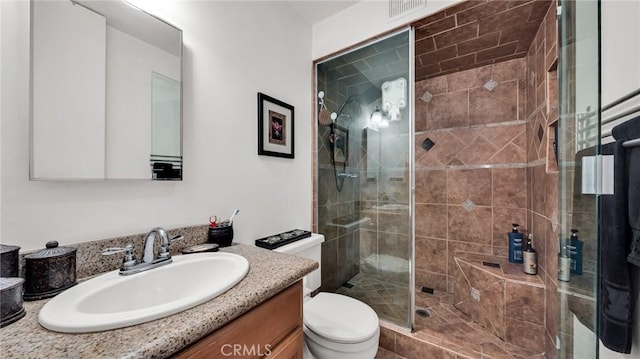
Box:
[389, 0, 427, 19]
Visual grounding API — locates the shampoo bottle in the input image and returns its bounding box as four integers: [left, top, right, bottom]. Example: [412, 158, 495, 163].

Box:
[569, 229, 583, 275]
[558, 245, 571, 282]
[508, 223, 524, 263]
[523, 234, 538, 275]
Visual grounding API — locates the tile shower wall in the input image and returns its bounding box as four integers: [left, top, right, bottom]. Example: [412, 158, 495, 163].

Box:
[524, 1, 560, 358]
[414, 58, 528, 293]
[315, 72, 361, 292]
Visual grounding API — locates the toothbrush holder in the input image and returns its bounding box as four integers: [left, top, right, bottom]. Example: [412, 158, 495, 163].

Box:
[208, 224, 234, 247]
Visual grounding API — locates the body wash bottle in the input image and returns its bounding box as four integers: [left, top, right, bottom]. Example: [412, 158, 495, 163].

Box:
[508, 223, 524, 263]
[523, 234, 538, 275]
[559, 245, 571, 282]
[568, 229, 583, 275]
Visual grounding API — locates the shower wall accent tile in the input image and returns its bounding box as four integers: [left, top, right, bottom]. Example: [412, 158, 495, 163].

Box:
[448, 168, 492, 206]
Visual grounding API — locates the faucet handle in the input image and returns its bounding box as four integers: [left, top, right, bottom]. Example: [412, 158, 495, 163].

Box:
[158, 234, 184, 259]
[102, 244, 137, 268]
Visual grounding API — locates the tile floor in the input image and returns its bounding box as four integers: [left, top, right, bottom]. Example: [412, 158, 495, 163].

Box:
[335, 271, 410, 326]
[337, 272, 543, 359]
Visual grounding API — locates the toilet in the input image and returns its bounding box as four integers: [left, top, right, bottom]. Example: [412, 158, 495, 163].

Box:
[274, 234, 379, 359]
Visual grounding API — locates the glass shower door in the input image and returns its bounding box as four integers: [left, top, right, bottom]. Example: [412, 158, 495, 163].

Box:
[314, 29, 414, 329]
[557, 0, 600, 357]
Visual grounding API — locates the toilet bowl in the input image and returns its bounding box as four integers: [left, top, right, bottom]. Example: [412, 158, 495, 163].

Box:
[272, 234, 380, 359]
[303, 292, 379, 359]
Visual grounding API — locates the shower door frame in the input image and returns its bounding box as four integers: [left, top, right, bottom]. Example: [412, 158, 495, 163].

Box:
[311, 26, 416, 331]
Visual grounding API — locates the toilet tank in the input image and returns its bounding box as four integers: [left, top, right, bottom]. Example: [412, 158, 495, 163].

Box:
[273, 234, 324, 293]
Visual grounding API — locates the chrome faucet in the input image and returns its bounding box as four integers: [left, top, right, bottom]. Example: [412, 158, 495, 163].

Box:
[102, 227, 183, 275]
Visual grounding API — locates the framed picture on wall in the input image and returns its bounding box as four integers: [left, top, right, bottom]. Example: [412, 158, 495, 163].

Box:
[258, 92, 294, 158]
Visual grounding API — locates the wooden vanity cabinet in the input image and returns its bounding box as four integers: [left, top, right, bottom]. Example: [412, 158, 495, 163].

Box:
[176, 281, 303, 359]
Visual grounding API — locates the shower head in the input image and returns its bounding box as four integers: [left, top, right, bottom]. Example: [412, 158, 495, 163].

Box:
[332, 94, 361, 121]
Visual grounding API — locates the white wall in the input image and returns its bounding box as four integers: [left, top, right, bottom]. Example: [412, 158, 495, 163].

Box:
[599, 0, 640, 357]
[106, 26, 180, 179]
[1, 0, 312, 251]
[601, 0, 640, 106]
[312, 0, 458, 60]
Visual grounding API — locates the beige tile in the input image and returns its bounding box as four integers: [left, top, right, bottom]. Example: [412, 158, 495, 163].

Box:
[379, 326, 396, 352]
[492, 168, 527, 208]
[416, 204, 448, 239]
[416, 268, 448, 292]
[448, 205, 493, 245]
[469, 81, 519, 126]
[416, 236, 448, 274]
[427, 90, 469, 130]
[376, 347, 405, 359]
[448, 168, 492, 206]
[447, 65, 493, 91]
[505, 281, 544, 325]
[395, 333, 425, 359]
[416, 169, 447, 204]
[505, 320, 545, 353]
[493, 207, 527, 250]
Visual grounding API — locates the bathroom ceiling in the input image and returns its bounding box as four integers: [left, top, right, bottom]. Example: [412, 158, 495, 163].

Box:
[287, 1, 360, 25]
[412, 0, 552, 81]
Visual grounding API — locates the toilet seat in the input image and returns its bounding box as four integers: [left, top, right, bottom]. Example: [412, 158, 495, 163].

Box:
[303, 293, 379, 344]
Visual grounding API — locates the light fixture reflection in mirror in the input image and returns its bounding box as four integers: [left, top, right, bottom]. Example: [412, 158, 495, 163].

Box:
[368, 108, 389, 131]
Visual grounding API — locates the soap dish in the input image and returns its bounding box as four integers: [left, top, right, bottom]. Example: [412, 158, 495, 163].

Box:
[181, 243, 219, 254]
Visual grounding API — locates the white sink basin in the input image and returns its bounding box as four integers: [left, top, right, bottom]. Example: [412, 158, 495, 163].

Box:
[38, 252, 249, 333]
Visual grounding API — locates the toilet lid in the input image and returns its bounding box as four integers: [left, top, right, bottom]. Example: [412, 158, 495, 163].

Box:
[303, 293, 379, 344]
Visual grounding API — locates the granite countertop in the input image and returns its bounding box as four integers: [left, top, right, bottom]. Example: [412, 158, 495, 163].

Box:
[0, 244, 317, 359]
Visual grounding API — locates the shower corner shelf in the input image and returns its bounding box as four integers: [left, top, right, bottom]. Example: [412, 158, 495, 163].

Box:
[327, 216, 372, 229]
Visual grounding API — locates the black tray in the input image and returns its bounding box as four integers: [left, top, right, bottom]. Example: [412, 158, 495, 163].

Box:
[255, 229, 312, 250]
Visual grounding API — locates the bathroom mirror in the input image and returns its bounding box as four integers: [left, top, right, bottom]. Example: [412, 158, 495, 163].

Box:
[30, 0, 183, 180]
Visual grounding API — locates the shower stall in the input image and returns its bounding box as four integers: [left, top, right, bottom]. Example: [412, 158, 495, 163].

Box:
[314, 29, 414, 328]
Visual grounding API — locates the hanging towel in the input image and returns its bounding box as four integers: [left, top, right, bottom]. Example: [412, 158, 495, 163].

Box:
[622, 117, 640, 267]
[599, 141, 634, 354]
[612, 115, 640, 141]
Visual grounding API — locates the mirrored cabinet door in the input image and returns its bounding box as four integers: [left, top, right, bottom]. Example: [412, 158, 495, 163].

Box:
[31, 0, 107, 180]
[30, 0, 183, 181]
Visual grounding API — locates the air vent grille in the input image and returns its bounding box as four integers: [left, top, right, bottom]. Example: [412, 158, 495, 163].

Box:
[389, 0, 427, 18]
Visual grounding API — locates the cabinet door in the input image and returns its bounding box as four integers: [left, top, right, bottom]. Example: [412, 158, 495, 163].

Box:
[176, 281, 302, 358]
[266, 328, 303, 359]
[31, 0, 106, 179]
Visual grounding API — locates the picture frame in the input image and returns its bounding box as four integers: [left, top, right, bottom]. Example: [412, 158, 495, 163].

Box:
[331, 125, 349, 165]
[258, 92, 294, 158]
